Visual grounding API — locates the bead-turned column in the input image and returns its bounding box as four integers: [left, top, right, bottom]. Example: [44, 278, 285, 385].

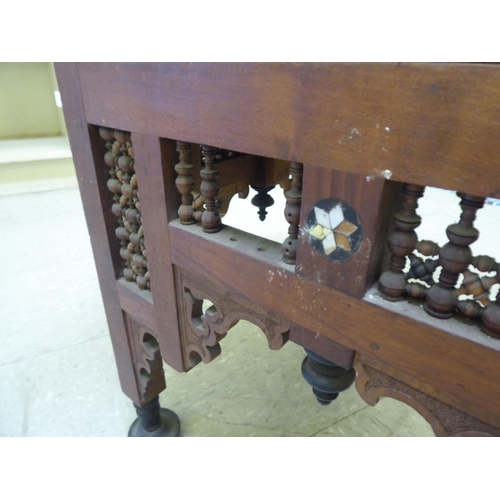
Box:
[174, 141, 196, 225]
[379, 184, 425, 300]
[282, 161, 303, 264]
[200, 145, 221, 233]
[425, 193, 485, 319]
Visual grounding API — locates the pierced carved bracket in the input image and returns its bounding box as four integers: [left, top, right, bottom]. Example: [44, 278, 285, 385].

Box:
[174, 268, 290, 368]
[354, 355, 500, 437]
[124, 313, 166, 405]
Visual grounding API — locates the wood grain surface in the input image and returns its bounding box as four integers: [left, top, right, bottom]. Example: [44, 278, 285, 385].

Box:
[168, 220, 500, 417]
[77, 62, 500, 198]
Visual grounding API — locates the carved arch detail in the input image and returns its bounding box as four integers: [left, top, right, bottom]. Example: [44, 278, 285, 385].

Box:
[124, 313, 166, 405]
[174, 267, 290, 369]
[354, 355, 500, 437]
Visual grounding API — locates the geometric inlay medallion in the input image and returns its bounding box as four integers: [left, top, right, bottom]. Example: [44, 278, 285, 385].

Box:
[306, 198, 363, 262]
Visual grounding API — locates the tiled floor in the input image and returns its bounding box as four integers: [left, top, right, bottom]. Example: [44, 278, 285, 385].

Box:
[7, 138, 492, 437]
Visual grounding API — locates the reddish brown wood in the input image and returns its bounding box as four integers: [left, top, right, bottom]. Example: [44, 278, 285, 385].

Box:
[289, 323, 354, 369]
[56, 62, 500, 436]
[56, 63, 142, 405]
[297, 166, 400, 298]
[116, 279, 155, 332]
[174, 267, 290, 369]
[123, 314, 166, 405]
[168, 221, 500, 418]
[131, 134, 184, 372]
[76, 63, 500, 199]
[355, 354, 500, 436]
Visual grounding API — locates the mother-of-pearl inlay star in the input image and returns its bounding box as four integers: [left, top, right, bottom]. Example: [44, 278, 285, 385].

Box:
[310, 204, 358, 255]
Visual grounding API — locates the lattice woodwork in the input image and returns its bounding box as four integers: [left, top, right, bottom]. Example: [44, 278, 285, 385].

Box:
[174, 267, 290, 368]
[99, 127, 150, 290]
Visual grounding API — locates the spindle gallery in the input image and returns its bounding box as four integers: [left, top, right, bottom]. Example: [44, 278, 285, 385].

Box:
[99, 128, 151, 291]
[57, 63, 500, 437]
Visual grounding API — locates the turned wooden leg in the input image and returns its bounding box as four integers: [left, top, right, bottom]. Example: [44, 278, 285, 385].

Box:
[120, 314, 181, 437]
[301, 349, 356, 405]
[128, 396, 180, 437]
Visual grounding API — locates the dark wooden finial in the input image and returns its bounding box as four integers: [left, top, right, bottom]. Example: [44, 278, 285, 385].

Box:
[282, 162, 303, 264]
[301, 349, 356, 405]
[379, 183, 425, 300]
[250, 185, 275, 221]
[250, 186, 275, 221]
[200, 145, 221, 233]
[425, 193, 485, 319]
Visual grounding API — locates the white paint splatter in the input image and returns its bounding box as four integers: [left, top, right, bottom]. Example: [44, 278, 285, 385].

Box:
[366, 175, 375, 182]
[339, 128, 361, 145]
[382, 169, 392, 179]
[385, 127, 390, 131]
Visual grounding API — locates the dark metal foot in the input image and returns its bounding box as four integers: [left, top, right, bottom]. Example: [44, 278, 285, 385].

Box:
[128, 396, 181, 437]
[301, 349, 356, 405]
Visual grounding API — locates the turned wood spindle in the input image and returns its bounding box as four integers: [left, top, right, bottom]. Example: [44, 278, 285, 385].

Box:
[174, 141, 196, 225]
[200, 145, 221, 233]
[379, 184, 425, 301]
[425, 193, 485, 319]
[282, 162, 303, 264]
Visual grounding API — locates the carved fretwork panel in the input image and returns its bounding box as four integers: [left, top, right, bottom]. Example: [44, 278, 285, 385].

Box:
[355, 355, 500, 437]
[124, 313, 166, 405]
[99, 127, 151, 291]
[174, 267, 290, 368]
